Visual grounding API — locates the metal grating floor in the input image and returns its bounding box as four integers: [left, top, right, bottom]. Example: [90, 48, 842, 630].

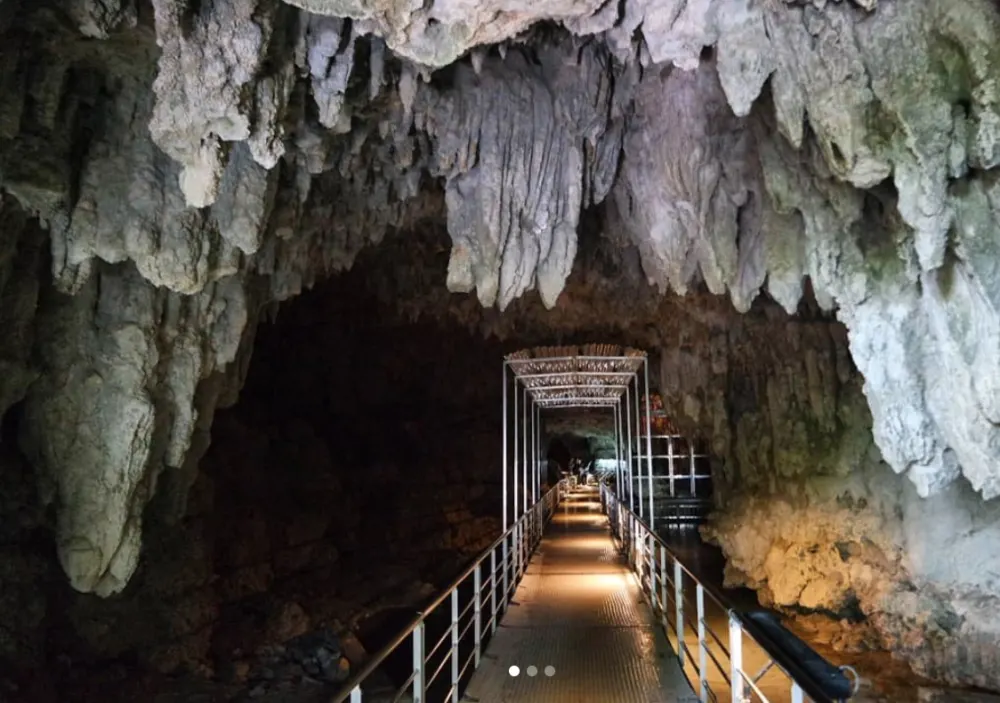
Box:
[461, 487, 698, 703]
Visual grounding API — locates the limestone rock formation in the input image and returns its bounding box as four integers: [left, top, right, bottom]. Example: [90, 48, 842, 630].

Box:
[3, 0, 1000, 692]
[421, 39, 623, 309]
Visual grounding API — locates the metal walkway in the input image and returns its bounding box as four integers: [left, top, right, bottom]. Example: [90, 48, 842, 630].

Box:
[460, 486, 698, 703]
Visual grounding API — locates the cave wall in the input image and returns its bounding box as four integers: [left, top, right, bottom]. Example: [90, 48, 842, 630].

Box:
[652, 296, 1000, 689]
[3, 0, 1000, 693]
[0, 267, 507, 700]
[4, 0, 1000, 604]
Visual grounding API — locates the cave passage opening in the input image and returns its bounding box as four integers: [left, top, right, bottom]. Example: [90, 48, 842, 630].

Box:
[501, 345, 654, 528]
[504, 346, 715, 534]
[0, 209, 944, 703]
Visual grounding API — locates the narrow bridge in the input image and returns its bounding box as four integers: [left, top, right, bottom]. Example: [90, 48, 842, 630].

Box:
[331, 347, 858, 703]
[459, 485, 695, 702]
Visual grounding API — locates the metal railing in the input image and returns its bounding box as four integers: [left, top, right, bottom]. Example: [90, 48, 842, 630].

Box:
[331, 480, 567, 703]
[601, 484, 859, 703]
[634, 433, 712, 498]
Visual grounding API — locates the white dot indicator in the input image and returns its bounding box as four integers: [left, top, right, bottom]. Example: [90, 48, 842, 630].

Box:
[544, 665, 556, 677]
[527, 666, 538, 677]
[508, 666, 520, 677]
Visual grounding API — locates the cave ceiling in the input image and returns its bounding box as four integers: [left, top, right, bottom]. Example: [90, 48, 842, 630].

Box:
[2, 0, 1000, 595]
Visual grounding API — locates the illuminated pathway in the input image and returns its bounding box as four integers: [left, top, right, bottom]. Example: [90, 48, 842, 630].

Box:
[461, 486, 698, 703]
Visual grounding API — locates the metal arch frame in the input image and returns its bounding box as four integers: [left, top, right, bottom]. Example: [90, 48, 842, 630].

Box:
[502, 349, 657, 531]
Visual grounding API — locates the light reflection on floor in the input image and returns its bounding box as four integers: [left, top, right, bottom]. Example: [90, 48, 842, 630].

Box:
[461, 486, 697, 702]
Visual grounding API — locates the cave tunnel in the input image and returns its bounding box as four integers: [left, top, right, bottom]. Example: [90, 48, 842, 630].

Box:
[4, 2, 1000, 702]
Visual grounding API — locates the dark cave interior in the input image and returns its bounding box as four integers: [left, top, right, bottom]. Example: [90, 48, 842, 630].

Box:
[4, 1, 1000, 698]
[0, 207, 971, 703]
[0, 223, 681, 702]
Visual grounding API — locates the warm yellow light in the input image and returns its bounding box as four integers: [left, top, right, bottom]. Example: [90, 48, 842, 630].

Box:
[551, 535, 608, 551]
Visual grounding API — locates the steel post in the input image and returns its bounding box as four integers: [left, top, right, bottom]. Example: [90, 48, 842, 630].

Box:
[649, 533, 658, 611]
[648, 533, 656, 603]
[502, 538, 509, 612]
[690, 440, 697, 496]
[611, 405, 622, 498]
[635, 521, 644, 588]
[502, 362, 508, 530]
[629, 376, 638, 514]
[697, 584, 708, 702]
[536, 405, 542, 496]
[675, 560, 684, 666]
[490, 549, 498, 635]
[730, 614, 745, 703]
[791, 683, 804, 703]
[474, 563, 482, 668]
[521, 387, 529, 514]
[413, 622, 426, 703]
[532, 402, 538, 505]
[668, 435, 676, 498]
[632, 372, 641, 515]
[617, 404, 632, 503]
[625, 386, 632, 508]
[513, 378, 519, 521]
[635, 373, 644, 519]
[643, 358, 654, 530]
[450, 589, 459, 703]
[660, 544, 668, 634]
[530, 400, 537, 542]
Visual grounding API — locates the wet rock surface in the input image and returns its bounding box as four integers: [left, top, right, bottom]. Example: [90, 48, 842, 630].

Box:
[239, 628, 350, 700]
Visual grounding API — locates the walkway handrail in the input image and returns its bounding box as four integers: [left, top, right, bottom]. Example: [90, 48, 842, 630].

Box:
[330, 480, 568, 703]
[601, 483, 858, 703]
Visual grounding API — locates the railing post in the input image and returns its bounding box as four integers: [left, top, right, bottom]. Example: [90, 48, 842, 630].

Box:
[514, 522, 521, 583]
[634, 517, 641, 569]
[791, 682, 804, 703]
[524, 506, 530, 550]
[648, 533, 656, 603]
[413, 621, 426, 703]
[474, 562, 483, 668]
[729, 614, 744, 703]
[536, 503, 541, 545]
[689, 439, 697, 496]
[502, 537, 509, 612]
[502, 363, 508, 531]
[491, 549, 498, 635]
[534, 503, 539, 545]
[697, 584, 708, 702]
[526, 506, 532, 552]
[668, 435, 676, 498]
[531, 506, 536, 548]
[524, 516, 529, 573]
[630, 516, 637, 569]
[451, 589, 459, 703]
[530, 504, 536, 548]
[635, 526, 645, 589]
[674, 560, 684, 666]
[643, 358, 654, 529]
[659, 545, 668, 627]
[519, 520, 526, 579]
[649, 534, 658, 609]
[512, 522, 524, 591]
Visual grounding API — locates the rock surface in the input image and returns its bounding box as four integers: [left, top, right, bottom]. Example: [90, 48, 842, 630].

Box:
[652, 299, 1000, 689]
[3, 0, 1000, 693]
[0, 271, 506, 701]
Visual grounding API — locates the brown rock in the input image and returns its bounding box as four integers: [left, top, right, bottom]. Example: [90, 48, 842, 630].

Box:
[918, 688, 1000, 702]
[265, 602, 311, 642]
